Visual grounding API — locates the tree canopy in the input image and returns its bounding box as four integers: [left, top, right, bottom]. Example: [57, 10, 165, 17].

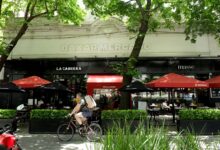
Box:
[84, 0, 220, 108]
[180, 0, 220, 43]
[84, 0, 220, 43]
[0, 0, 85, 70]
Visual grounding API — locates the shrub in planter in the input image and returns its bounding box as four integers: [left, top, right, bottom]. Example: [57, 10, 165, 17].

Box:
[0, 109, 16, 119]
[0, 109, 16, 127]
[178, 109, 220, 134]
[30, 109, 69, 119]
[29, 109, 70, 133]
[101, 110, 147, 132]
[179, 109, 220, 120]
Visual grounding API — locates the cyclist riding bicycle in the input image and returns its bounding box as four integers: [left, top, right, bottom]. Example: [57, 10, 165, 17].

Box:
[69, 93, 96, 128]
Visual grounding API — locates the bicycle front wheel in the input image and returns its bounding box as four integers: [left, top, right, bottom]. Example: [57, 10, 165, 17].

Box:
[86, 123, 103, 142]
[57, 123, 75, 141]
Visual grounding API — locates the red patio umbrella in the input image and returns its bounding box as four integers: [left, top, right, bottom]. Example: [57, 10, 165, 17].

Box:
[206, 75, 220, 88]
[12, 76, 51, 89]
[146, 73, 209, 88]
[146, 73, 209, 123]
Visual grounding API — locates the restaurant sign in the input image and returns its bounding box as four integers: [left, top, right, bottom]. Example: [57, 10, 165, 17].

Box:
[177, 65, 195, 70]
[56, 66, 82, 71]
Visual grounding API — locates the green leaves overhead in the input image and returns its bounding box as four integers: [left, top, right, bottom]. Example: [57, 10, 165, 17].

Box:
[84, 0, 220, 43]
[56, 0, 85, 24]
[177, 0, 220, 43]
[0, 0, 85, 24]
[84, 0, 183, 33]
[0, 0, 85, 56]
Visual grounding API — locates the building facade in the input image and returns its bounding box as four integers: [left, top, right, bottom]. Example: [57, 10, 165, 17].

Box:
[4, 17, 220, 79]
[2, 17, 220, 105]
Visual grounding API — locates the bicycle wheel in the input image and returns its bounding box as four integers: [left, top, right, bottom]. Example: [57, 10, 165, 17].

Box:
[57, 123, 75, 141]
[86, 123, 102, 142]
[12, 143, 22, 150]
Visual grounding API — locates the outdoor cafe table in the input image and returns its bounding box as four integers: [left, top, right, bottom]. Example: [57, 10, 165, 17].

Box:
[147, 108, 160, 121]
[189, 104, 197, 109]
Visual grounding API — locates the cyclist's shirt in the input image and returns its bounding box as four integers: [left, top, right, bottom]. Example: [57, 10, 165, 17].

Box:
[79, 98, 92, 117]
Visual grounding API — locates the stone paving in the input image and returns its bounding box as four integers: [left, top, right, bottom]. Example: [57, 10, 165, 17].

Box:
[16, 133, 98, 150]
[15, 123, 99, 150]
[14, 116, 220, 150]
[16, 131, 220, 150]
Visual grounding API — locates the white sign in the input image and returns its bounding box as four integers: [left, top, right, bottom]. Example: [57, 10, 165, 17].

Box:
[177, 65, 194, 70]
[138, 101, 147, 110]
[56, 66, 82, 71]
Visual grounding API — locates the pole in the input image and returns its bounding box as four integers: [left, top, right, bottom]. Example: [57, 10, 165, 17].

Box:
[171, 89, 175, 123]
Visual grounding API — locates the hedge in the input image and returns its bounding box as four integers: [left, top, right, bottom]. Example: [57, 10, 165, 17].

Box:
[179, 109, 220, 120]
[101, 110, 147, 120]
[0, 109, 16, 119]
[30, 109, 70, 119]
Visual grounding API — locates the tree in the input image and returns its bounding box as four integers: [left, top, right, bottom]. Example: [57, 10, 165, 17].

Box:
[0, 0, 85, 71]
[84, 0, 220, 109]
[180, 0, 220, 43]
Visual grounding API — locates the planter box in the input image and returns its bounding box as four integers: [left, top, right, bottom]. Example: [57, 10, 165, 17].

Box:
[0, 119, 13, 127]
[29, 119, 65, 134]
[101, 119, 147, 133]
[178, 120, 220, 135]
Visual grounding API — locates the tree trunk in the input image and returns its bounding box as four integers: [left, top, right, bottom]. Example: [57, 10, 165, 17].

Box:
[120, 75, 132, 109]
[0, 0, 2, 16]
[0, 22, 29, 71]
[0, 0, 47, 72]
[120, 0, 151, 109]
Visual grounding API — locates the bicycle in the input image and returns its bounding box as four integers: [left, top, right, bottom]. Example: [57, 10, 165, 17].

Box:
[57, 115, 102, 142]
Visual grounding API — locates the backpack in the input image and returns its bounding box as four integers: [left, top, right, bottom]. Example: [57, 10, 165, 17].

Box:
[84, 95, 97, 109]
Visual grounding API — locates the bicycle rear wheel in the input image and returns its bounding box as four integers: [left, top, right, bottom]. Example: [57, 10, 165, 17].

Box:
[57, 123, 75, 141]
[86, 123, 102, 142]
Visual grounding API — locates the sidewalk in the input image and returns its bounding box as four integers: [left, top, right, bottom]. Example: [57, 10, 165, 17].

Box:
[15, 123, 99, 150]
[15, 118, 220, 150]
[16, 129, 220, 150]
[17, 133, 97, 150]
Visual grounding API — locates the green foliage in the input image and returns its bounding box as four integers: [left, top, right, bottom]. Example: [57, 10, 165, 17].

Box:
[175, 132, 201, 150]
[98, 123, 204, 150]
[56, 0, 85, 25]
[0, 109, 16, 119]
[101, 109, 147, 120]
[110, 62, 140, 78]
[84, 0, 220, 43]
[0, 0, 85, 64]
[1, 0, 85, 26]
[178, 0, 220, 43]
[30, 109, 70, 119]
[84, 0, 183, 33]
[100, 124, 170, 150]
[179, 109, 220, 120]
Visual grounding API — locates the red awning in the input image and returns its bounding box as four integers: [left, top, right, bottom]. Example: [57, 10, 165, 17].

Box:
[87, 75, 123, 83]
[146, 73, 209, 88]
[87, 75, 123, 95]
[206, 76, 220, 88]
[13, 76, 51, 89]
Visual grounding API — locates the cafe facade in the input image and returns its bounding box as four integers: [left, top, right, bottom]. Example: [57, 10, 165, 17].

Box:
[2, 17, 220, 103]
